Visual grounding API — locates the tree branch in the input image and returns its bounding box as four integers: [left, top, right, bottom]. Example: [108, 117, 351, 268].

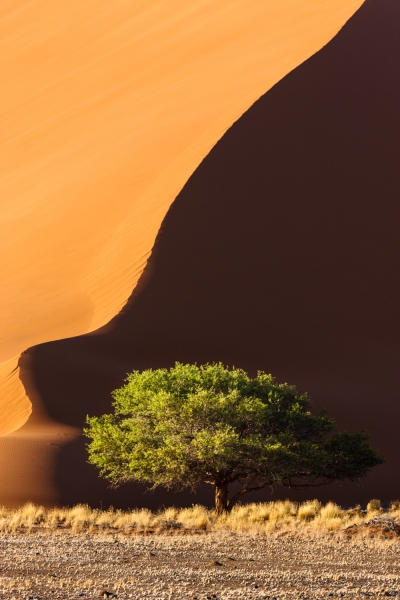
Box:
[227, 483, 270, 511]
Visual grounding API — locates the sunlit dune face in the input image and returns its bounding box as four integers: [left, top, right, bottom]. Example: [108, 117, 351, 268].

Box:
[0, 0, 364, 435]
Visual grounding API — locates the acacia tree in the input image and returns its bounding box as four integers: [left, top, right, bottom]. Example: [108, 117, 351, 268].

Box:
[84, 363, 383, 514]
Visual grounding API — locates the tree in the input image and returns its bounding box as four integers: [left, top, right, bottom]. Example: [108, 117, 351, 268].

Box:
[84, 363, 383, 514]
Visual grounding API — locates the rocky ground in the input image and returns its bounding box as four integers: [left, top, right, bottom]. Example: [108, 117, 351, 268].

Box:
[0, 531, 399, 600]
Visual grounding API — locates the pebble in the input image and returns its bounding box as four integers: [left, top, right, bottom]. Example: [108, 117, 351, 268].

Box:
[0, 532, 398, 599]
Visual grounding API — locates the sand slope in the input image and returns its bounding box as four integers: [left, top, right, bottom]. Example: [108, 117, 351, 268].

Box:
[2, 1, 376, 507]
[6, 0, 399, 510]
[1, 0, 363, 441]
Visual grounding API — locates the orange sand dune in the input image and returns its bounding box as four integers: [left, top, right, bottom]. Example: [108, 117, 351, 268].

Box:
[1, 0, 364, 443]
[3, 0, 398, 510]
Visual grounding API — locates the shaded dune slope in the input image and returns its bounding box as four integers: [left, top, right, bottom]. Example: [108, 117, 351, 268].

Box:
[2, 0, 399, 508]
[1, 0, 361, 439]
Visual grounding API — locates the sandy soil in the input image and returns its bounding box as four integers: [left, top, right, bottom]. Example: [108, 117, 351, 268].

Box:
[0, 532, 399, 599]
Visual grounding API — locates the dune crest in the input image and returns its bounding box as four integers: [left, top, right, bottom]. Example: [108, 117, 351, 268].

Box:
[1, 0, 364, 436]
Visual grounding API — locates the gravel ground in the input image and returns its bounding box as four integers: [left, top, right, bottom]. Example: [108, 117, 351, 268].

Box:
[0, 531, 399, 599]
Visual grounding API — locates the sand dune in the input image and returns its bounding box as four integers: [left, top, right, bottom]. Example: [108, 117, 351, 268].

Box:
[1, 0, 363, 443]
[0, 358, 30, 436]
[5, 0, 398, 510]
[2, 1, 378, 507]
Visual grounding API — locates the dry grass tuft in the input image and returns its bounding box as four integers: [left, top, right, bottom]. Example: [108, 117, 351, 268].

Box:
[0, 500, 398, 537]
[297, 499, 321, 521]
[366, 498, 382, 517]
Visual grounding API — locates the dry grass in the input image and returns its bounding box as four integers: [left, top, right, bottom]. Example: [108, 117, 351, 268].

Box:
[0, 499, 399, 536]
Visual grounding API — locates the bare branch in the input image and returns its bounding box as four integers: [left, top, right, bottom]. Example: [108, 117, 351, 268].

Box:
[227, 483, 270, 511]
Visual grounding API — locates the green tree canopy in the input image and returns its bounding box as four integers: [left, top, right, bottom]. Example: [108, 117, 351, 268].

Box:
[84, 363, 383, 513]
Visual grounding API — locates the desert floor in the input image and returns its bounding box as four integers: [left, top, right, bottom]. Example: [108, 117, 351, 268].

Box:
[0, 532, 399, 600]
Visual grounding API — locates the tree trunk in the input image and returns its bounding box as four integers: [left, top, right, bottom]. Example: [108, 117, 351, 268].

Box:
[214, 482, 228, 514]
